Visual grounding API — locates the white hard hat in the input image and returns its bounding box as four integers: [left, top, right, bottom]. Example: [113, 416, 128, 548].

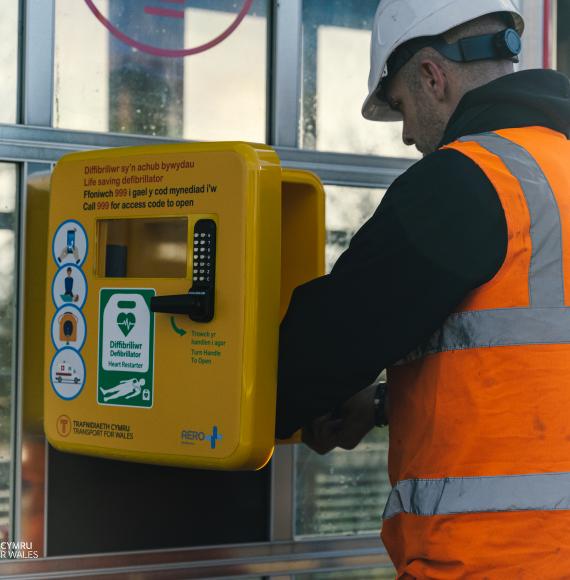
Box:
[362, 0, 524, 121]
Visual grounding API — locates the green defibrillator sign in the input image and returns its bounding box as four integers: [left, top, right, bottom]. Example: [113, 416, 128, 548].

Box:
[98, 289, 155, 408]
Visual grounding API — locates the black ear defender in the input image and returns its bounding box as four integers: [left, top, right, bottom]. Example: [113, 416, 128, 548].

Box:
[380, 27, 522, 96]
[495, 28, 523, 60]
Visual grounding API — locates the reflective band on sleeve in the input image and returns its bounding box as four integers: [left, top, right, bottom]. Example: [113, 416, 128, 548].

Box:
[401, 306, 570, 362]
[383, 472, 570, 520]
[459, 133, 564, 308]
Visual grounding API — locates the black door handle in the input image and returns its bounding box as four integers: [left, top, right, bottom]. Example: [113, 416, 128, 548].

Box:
[150, 288, 214, 323]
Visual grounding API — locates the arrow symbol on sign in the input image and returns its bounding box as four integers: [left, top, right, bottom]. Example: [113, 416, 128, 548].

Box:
[170, 316, 187, 336]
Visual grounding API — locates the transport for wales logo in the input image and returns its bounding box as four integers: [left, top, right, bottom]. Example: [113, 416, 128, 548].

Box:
[181, 425, 223, 449]
[0, 542, 39, 559]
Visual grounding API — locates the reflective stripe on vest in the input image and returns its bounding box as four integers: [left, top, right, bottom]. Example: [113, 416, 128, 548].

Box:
[383, 472, 570, 520]
[400, 132, 565, 364]
[385, 132, 570, 522]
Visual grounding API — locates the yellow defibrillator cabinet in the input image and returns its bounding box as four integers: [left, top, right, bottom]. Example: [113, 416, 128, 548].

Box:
[43, 142, 324, 470]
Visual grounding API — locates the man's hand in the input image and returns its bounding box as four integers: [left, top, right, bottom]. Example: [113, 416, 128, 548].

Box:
[302, 384, 378, 455]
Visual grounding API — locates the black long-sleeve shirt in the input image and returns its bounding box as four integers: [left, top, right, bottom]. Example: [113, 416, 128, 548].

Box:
[276, 70, 570, 439]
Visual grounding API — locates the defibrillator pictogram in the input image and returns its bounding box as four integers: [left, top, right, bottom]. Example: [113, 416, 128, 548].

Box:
[117, 309, 136, 337]
[51, 305, 87, 351]
[98, 289, 155, 408]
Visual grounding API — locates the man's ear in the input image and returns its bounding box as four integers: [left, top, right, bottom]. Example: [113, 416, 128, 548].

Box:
[419, 59, 447, 101]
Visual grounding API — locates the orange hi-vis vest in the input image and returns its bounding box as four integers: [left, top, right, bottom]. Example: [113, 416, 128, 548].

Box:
[384, 127, 570, 579]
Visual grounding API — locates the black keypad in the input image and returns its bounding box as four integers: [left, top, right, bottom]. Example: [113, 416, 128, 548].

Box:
[191, 219, 216, 286]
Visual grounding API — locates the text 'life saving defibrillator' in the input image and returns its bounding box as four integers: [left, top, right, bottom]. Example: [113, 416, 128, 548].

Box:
[43, 142, 324, 470]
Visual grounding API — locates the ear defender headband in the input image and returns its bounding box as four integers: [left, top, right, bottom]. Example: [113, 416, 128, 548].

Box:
[431, 28, 522, 63]
[381, 27, 522, 94]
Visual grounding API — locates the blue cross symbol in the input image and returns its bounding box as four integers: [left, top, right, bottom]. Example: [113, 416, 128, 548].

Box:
[205, 425, 223, 449]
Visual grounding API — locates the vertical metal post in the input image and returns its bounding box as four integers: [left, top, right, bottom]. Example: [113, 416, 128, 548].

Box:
[270, 0, 303, 549]
[518, 0, 546, 70]
[17, 0, 56, 551]
[547, 0, 557, 70]
[13, 162, 53, 558]
[271, 0, 303, 148]
[22, 0, 55, 126]
[11, 162, 27, 546]
[270, 444, 296, 541]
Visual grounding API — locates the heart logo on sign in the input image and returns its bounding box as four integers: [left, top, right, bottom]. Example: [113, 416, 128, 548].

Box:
[117, 312, 136, 337]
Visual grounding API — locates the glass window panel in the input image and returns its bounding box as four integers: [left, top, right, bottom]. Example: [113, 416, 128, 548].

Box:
[295, 429, 390, 537]
[301, 0, 420, 160]
[295, 185, 391, 538]
[558, 0, 570, 77]
[325, 185, 385, 271]
[54, 0, 268, 141]
[0, 2, 19, 123]
[0, 164, 18, 541]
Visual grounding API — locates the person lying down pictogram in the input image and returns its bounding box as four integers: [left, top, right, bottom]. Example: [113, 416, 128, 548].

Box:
[100, 378, 145, 402]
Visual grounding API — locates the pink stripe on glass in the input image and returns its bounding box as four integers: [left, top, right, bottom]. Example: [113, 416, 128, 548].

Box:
[144, 6, 185, 19]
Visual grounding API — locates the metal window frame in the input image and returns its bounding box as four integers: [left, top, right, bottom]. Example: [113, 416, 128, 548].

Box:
[11, 159, 25, 552]
[518, 0, 547, 70]
[0, 124, 413, 187]
[0, 536, 392, 578]
[271, 0, 303, 148]
[22, 0, 55, 126]
[6, 0, 409, 575]
[550, 0, 558, 70]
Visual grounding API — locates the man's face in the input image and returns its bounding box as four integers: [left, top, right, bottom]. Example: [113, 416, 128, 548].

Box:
[384, 68, 447, 156]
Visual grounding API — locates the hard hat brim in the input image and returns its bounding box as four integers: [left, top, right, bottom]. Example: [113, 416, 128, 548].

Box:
[362, 90, 402, 122]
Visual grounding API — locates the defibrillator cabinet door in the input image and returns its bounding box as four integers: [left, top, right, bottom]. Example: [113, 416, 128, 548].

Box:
[44, 142, 282, 471]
